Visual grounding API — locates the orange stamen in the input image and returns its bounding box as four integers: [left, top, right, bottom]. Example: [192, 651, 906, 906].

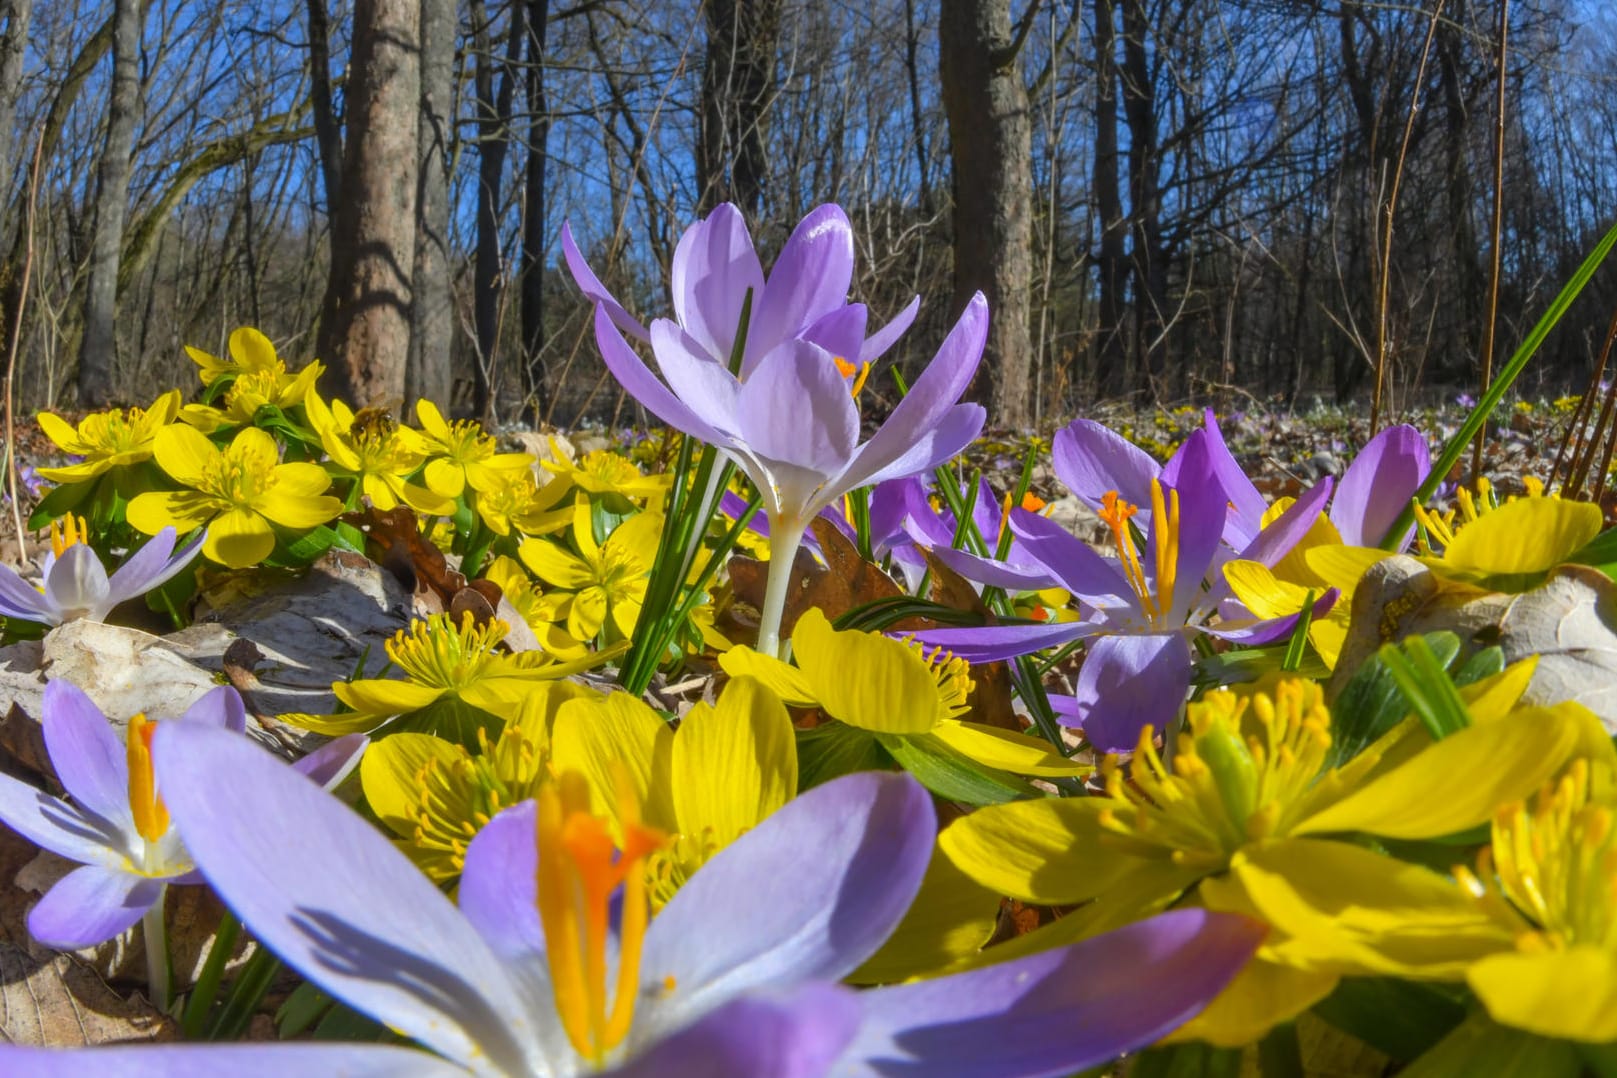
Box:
[832, 356, 872, 399]
[126, 714, 169, 843]
[1020, 492, 1047, 513]
[1099, 490, 1154, 620]
[50, 515, 89, 558]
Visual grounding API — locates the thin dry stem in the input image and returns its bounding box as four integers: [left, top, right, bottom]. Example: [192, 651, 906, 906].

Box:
[5, 132, 44, 559]
[1472, 0, 1510, 481]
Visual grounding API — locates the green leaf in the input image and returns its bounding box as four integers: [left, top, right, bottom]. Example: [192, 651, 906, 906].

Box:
[1568, 528, 1617, 580]
[1127, 1041, 1243, 1078]
[795, 722, 891, 791]
[28, 476, 95, 527]
[274, 523, 361, 566]
[388, 696, 504, 749]
[1326, 631, 1462, 769]
[878, 732, 1036, 806]
[1312, 977, 1465, 1062]
[1399, 1010, 1580, 1078]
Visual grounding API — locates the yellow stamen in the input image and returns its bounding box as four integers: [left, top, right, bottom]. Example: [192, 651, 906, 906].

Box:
[997, 492, 1014, 547]
[1151, 481, 1180, 622]
[536, 768, 667, 1065]
[1099, 491, 1151, 617]
[126, 714, 169, 843]
[50, 515, 89, 558]
[1099, 481, 1179, 627]
[832, 356, 871, 399]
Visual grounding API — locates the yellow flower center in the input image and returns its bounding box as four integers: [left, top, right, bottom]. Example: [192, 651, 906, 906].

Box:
[1464, 760, 1617, 952]
[435, 418, 499, 466]
[907, 641, 974, 718]
[407, 724, 547, 879]
[50, 514, 90, 557]
[1099, 479, 1179, 628]
[226, 368, 287, 416]
[1096, 679, 1332, 872]
[126, 713, 170, 844]
[537, 769, 668, 1066]
[386, 612, 508, 691]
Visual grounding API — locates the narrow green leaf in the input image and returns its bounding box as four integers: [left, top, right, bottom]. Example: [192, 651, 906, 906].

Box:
[878, 732, 1037, 806]
[1312, 977, 1465, 1062]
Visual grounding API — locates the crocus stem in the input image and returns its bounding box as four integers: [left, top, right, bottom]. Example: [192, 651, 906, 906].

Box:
[143, 885, 171, 1012]
[755, 517, 805, 659]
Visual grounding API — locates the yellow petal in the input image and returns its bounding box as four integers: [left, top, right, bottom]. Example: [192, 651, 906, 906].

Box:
[126, 490, 221, 535]
[204, 507, 277, 568]
[1291, 706, 1581, 839]
[717, 646, 816, 706]
[1164, 957, 1338, 1048]
[551, 692, 675, 832]
[255, 486, 343, 530]
[790, 608, 939, 733]
[850, 847, 1002, 983]
[1304, 544, 1389, 594]
[35, 411, 84, 453]
[567, 585, 608, 641]
[518, 538, 593, 589]
[931, 720, 1088, 777]
[360, 733, 463, 837]
[415, 399, 451, 440]
[1442, 496, 1602, 575]
[229, 426, 281, 474]
[229, 326, 279, 371]
[508, 680, 604, 750]
[670, 677, 795, 847]
[938, 796, 1138, 905]
[153, 422, 221, 487]
[424, 458, 465, 499]
[603, 510, 663, 573]
[334, 678, 446, 718]
[1457, 657, 1538, 723]
[1223, 560, 1308, 620]
[1468, 946, 1617, 1042]
[1213, 838, 1514, 978]
[270, 461, 336, 498]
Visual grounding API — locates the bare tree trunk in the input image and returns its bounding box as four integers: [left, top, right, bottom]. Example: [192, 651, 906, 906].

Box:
[0, 0, 31, 209]
[902, 0, 931, 214]
[317, 0, 419, 408]
[408, 0, 455, 409]
[519, 0, 551, 422]
[698, 0, 779, 213]
[77, 0, 143, 406]
[305, 0, 343, 214]
[470, 0, 523, 421]
[1120, 0, 1166, 397]
[1092, 0, 1127, 398]
[939, 0, 1033, 427]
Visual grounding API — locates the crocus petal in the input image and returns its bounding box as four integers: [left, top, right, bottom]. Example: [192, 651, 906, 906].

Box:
[1052, 418, 1160, 511]
[839, 294, 988, 491]
[907, 620, 1087, 665]
[1331, 424, 1429, 548]
[103, 527, 205, 611]
[745, 204, 855, 370]
[639, 772, 933, 1031]
[595, 307, 729, 446]
[926, 544, 1059, 591]
[614, 982, 861, 1078]
[1153, 431, 1228, 620]
[649, 319, 744, 435]
[41, 680, 134, 832]
[672, 203, 766, 366]
[1009, 506, 1133, 600]
[42, 544, 110, 620]
[291, 733, 368, 789]
[1177, 410, 1268, 544]
[845, 909, 1265, 1078]
[1233, 477, 1334, 571]
[0, 770, 126, 867]
[0, 561, 48, 621]
[561, 221, 650, 342]
[458, 802, 544, 964]
[153, 721, 537, 1074]
[1073, 632, 1193, 751]
[859, 296, 921, 364]
[849, 404, 986, 493]
[28, 865, 163, 948]
[736, 340, 859, 479]
[0, 1043, 465, 1077]
[179, 684, 247, 733]
[801, 303, 869, 364]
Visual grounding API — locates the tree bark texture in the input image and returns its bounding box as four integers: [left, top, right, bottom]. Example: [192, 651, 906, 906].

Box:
[698, 0, 779, 214]
[77, 0, 142, 406]
[407, 0, 455, 409]
[0, 0, 30, 211]
[1091, 0, 1127, 397]
[318, 0, 420, 410]
[1121, 0, 1167, 396]
[939, 0, 1034, 427]
[470, 0, 523, 421]
[519, 0, 551, 421]
[305, 0, 344, 214]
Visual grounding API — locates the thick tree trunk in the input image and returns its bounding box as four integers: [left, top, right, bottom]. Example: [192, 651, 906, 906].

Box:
[1092, 0, 1127, 397]
[408, 0, 455, 409]
[0, 0, 30, 210]
[519, 0, 551, 422]
[77, 0, 142, 406]
[939, 0, 1033, 427]
[318, 0, 420, 409]
[698, 0, 779, 214]
[305, 0, 344, 214]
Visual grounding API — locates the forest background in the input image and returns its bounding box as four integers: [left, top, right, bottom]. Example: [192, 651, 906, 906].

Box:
[0, 0, 1615, 432]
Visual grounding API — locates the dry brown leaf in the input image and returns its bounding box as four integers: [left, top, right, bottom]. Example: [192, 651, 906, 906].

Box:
[0, 943, 176, 1047]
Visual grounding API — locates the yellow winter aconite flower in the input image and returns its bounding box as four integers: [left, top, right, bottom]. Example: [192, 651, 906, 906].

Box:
[359, 681, 598, 880]
[719, 607, 1085, 779]
[483, 554, 587, 659]
[126, 424, 342, 568]
[475, 469, 572, 538]
[35, 389, 181, 484]
[295, 611, 621, 737]
[930, 672, 1601, 1046]
[549, 676, 796, 910]
[1414, 479, 1601, 582]
[413, 400, 533, 499]
[520, 501, 661, 643]
[306, 393, 450, 515]
[541, 440, 669, 504]
[180, 361, 324, 432]
[185, 326, 290, 386]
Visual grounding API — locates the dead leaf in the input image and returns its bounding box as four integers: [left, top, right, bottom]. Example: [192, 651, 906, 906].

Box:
[728, 520, 915, 643]
[1330, 555, 1617, 730]
[343, 506, 510, 625]
[921, 552, 1017, 731]
[0, 942, 176, 1047]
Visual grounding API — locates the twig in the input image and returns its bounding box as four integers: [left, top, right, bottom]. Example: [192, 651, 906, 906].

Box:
[5, 131, 44, 558]
[1369, 0, 1446, 436]
[1472, 0, 1510, 482]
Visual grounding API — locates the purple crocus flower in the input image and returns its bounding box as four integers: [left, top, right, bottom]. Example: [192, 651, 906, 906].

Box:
[0, 680, 363, 1005]
[913, 430, 1333, 752]
[1, 720, 1265, 1076]
[0, 523, 204, 626]
[904, 477, 1060, 593]
[565, 204, 986, 656]
[1328, 424, 1430, 549]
